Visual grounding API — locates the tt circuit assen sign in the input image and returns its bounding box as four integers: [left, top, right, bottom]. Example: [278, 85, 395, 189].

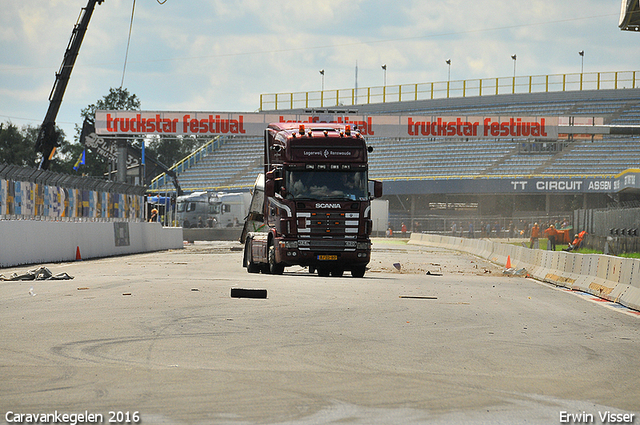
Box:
[95, 111, 559, 139]
[382, 171, 640, 196]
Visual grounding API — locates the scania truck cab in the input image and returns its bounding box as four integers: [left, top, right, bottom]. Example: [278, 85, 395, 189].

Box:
[242, 122, 382, 277]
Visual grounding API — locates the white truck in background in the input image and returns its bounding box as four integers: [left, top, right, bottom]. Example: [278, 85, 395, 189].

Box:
[176, 191, 251, 228]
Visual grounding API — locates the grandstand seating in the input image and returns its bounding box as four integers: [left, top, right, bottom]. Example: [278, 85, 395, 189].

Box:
[151, 90, 640, 193]
[170, 136, 263, 192]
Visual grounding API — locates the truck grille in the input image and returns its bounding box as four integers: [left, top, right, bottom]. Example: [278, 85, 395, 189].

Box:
[297, 239, 356, 251]
[296, 211, 359, 237]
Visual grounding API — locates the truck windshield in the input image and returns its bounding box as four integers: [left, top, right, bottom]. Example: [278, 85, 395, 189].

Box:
[285, 170, 368, 201]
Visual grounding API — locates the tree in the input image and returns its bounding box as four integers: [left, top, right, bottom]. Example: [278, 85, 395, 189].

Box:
[65, 87, 142, 177]
[147, 135, 201, 169]
[0, 122, 42, 167]
[79, 87, 141, 126]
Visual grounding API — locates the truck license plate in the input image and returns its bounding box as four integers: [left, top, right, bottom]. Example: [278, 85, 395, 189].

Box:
[318, 255, 338, 261]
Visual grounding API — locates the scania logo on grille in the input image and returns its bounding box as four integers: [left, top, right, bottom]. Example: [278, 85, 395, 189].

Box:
[316, 203, 341, 208]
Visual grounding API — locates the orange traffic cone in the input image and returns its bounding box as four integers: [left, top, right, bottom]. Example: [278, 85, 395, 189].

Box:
[505, 255, 512, 269]
[76, 246, 82, 261]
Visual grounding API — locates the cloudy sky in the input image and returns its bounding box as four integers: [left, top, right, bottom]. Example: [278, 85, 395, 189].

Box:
[0, 0, 637, 142]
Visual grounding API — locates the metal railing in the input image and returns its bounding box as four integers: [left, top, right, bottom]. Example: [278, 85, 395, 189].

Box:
[259, 70, 639, 111]
[148, 136, 224, 192]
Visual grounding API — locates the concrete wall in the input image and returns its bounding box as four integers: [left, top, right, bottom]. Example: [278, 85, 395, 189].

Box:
[0, 221, 183, 268]
[409, 233, 640, 312]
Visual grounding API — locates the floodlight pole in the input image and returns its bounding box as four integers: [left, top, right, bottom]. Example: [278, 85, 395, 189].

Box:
[511, 54, 517, 93]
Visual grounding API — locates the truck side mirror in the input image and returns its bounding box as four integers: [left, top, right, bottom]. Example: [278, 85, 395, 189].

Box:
[374, 180, 383, 198]
[265, 170, 276, 197]
[371, 180, 383, 198]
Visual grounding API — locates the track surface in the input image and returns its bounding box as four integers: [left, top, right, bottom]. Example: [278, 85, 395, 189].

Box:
[1, 239, 639, 424]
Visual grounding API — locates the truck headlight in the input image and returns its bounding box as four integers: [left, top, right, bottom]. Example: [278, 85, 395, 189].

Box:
[357, 241, 370, 250]
[284, 240, 298, 249]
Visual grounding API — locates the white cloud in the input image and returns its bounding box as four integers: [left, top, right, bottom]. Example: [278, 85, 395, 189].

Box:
[0, 0, 637, 143]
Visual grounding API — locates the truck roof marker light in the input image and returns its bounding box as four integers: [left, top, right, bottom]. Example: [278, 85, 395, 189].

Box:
[299, 124, 305, 134]
[340, 131, 345, 137]
[307, 130, 313, 137]
[324, 130, 329, 137]
[345, 125, 351, 136]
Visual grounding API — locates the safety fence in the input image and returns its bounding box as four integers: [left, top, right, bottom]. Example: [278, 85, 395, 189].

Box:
[383, 214, 570, 240]
[575, 206, 640, 238]
[0, 163, 147, 222]
[259, 70, 639, 110]
[410, 233, 640, 312]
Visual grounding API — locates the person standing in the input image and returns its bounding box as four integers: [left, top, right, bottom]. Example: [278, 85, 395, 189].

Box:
[529, 222, 540, 249]
[544, 224, 558, 251]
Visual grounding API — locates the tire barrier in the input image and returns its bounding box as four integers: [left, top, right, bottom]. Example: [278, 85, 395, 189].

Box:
[409, 233, 640, 312]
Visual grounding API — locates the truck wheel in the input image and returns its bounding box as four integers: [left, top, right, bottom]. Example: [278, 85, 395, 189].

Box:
[331, 269, 344, 277]
[309, 266, 316, 274]
[268, 243, 284, 275]
[244, 240, 260, 273]
[351, 266, 366, 278]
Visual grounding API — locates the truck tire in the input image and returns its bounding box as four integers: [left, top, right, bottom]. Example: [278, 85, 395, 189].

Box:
[231, 288, 267, 298]
[244, 240, 260, 273]
[268, 242, 284, 275]
[351, 266, 366, 278]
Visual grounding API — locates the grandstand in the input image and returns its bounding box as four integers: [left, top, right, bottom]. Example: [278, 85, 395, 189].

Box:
[167, 135, 264, 192]
[150, 86, 640, 224]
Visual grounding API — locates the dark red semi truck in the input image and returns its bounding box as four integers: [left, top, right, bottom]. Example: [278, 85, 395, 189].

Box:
[241, 122, 382, 277]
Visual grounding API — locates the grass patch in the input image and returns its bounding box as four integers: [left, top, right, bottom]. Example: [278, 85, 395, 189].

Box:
[508, 239, 603, 254]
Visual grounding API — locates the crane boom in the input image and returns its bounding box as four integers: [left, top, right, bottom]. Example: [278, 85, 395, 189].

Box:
[36, 0, 104, 170]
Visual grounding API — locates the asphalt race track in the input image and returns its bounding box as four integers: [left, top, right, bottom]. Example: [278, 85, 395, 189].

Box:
[1, 239, 639, 424]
